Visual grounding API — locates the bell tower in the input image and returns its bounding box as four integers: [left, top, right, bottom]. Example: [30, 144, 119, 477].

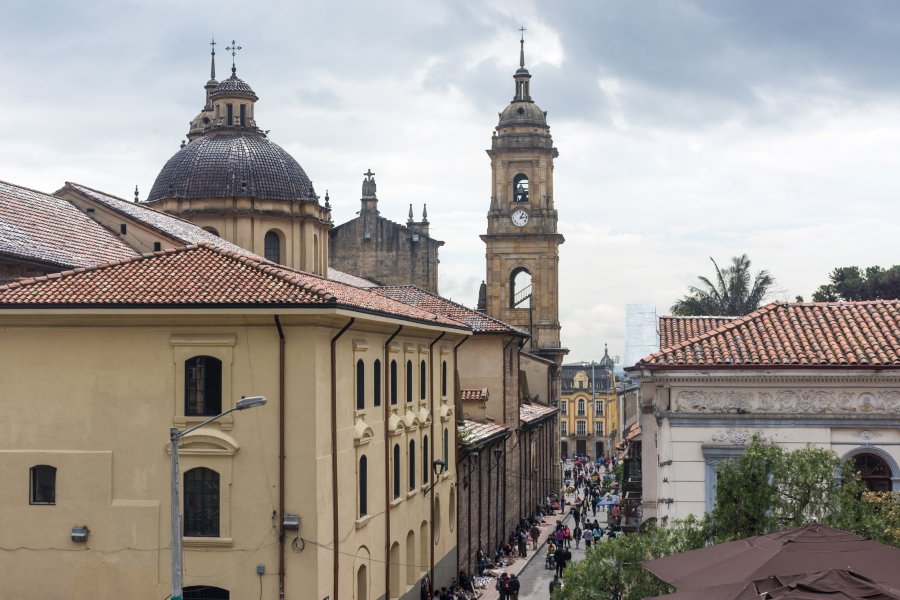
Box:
[481, 33, 567, 368]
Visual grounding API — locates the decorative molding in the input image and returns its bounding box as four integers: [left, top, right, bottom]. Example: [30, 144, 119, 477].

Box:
[854, 429, 882, 441]
[710, 429, 762, 445]
[675, 390, 900, 415]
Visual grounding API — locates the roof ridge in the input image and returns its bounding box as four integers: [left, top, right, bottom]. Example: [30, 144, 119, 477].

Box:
[0, 178, 54, 198]
[0, 245, 200, 292]
[650, 303, 782, 358]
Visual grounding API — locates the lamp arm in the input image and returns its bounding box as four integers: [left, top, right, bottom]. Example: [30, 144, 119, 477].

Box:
[178, 406, 241, 439]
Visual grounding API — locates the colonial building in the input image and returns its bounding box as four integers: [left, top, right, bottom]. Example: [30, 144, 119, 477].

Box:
[480, 36, 567, 374]
[631, 302, 900, 527]
[329, 171, 443, 292]
[371, 286, 559, 576]
[142, 50, 331, 276]
[559, 349, 616, 459]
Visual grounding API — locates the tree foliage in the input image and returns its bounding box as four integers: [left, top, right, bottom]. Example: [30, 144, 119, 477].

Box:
[671, 254, 775, 316]
[811, 265, 900, 301]
[560, 438, 899, 600]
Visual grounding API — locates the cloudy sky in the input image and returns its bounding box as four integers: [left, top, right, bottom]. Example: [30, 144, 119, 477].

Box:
[4, 0, 900, 363]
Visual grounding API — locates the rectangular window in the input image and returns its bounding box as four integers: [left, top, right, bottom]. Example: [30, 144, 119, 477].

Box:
[576, 421, 586, 436]
[153, 242, 162, 251]
[560, 422, 567, 436]
[119, 224, 127, 235]
[595, 401, 603, 416]
[239, 104, 246, 126]
[595, 421, 603, 436]
[560, 400, 567, 416]
[226, 104, 234, 126]
[30, 465, 56, 505]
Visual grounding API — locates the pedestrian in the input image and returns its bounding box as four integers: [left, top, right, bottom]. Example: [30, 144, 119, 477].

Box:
[573, 524, 582, 549]
[554, 546, 565, 577]
[496, 573, 510, 600]
[509, 574, 521, 600]
[582, 526, 593, 549]
[517, 528, 528, 558]
[593, 525, 602, 545]
[530, 523, 540, 550]
[476, 548, 487, 576]
[420, 574, 431, 600]
[563, 547, 572, 573]
[549, 574, 562, 596]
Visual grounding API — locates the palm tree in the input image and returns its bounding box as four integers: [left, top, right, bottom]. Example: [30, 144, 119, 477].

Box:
[671, 254, 775, 316]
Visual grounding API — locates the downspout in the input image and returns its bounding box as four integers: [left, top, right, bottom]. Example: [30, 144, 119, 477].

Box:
[383, 325, 403, 600]
[330, 318, 355, 600]
[500, 336, 516, 535]
[274, 316, 286, 600]
[428, 331, 445, 583]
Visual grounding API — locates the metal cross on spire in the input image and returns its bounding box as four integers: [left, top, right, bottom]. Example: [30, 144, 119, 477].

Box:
[225, 40, 242, 75]
[209, 37, 217, 80]
[519, 26, 526, 68]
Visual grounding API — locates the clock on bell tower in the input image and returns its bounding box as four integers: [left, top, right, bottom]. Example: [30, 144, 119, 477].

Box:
[480, 33, 567, 368]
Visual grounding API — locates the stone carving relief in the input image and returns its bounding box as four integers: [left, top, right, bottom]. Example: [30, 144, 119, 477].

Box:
[710, 429, 763, 445]
[854, 429, 882, 440]
[675, 390, 900, 415]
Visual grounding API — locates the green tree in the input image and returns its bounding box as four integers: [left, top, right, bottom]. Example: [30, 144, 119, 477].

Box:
[671, 254, 775, 316]
[811, 265, 900, 301]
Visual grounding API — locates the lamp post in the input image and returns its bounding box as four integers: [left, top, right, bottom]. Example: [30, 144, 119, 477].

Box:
[170, 395, 267, 600]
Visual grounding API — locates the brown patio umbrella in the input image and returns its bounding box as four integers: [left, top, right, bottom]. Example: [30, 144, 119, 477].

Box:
[646, 569, 900, 600]
[641, 523, 900, 591]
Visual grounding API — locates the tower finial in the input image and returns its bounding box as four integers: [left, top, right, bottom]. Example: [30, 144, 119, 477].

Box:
[519, 26, 526, 68]
[210, 37, 217, 80]
[134, 185, 139, 202]
[422, 203, 428, 222]
[225, 40, 242, 76]
[408, 203, 414, 223]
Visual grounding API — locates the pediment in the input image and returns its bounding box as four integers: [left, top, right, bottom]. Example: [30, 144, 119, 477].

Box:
[168, 429, 239, 456]
[354, 418, 375, 446]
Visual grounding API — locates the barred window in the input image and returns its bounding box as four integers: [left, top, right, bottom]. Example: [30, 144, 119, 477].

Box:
[184, 467, 219, 537]
[185, 356, 222, 416]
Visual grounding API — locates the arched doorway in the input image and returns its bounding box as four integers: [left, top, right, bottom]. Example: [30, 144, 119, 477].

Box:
[854, 452, 892, 491]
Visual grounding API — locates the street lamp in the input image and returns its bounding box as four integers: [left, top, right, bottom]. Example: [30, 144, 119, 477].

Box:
[169, 396, 267, 600]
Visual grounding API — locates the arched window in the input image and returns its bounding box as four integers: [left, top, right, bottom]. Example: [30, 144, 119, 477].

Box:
[423, 435, 430, 484]
[390, 360, 398, 405]
[409, 440, 416, 491]
[513, 173, 529, 203]
[854, 453, 893, 491]
[359, 456, 368, 517]
[441, 361, 447, 397]
[185, 356, 222, 416]
[443, 428, 449, 466]
[264, 230, 281, 263]
[509, 268, 532, 308]
[356, 359, 365, 411]
[184, 467, 219, 537]
[434, 495, 441, 543]
[357, 565, 367, 600]
[184, 586, 229, 600]
[373, 360, 382, 407]
[406, 360, 413, 404]
[393, 444, 401, 499]
[406, 530, 416, 584]
[420, 360, 427, 400]
[390, 542, 400, 593]
[29, 465, 56, 504]
[419, 521, 429, 567]
[577, 399, 585, 416]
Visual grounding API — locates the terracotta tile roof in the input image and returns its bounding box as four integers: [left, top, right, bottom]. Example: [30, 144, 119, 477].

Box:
[637, 301, 900, 369]
[0, 243, 468, 329]
[460, 389, 488, 401]
[373, 286, 527, 335]
[327, 268, 377, 288]
[659, 315, 737, 349]
[0, 180, 137, 269]
[459, 419, 509, 445]
[520, 403, 558, 424]
[60, 182, 258, 257]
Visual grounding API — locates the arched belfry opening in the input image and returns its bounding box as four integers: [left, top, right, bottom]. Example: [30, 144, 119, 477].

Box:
[510, 267, 532, 308]
[513, 173, 529, 203]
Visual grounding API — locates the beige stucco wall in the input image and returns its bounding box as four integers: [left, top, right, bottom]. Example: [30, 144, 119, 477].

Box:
[0, 310, 462, 600]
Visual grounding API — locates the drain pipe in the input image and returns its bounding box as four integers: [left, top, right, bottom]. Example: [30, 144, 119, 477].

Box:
[428, 331, 445, 582]
[274, 316, 286, 600]
[331, 318, 355, 600]
[383, 325, 403, 600]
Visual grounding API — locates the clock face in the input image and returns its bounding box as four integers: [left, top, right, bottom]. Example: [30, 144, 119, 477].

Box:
[511, 209, 529, 227]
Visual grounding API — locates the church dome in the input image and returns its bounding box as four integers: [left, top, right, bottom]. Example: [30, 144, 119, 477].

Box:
[147, 133, 317, 202]
[211, 74, 257, 99]
[498, 100, 547, 127]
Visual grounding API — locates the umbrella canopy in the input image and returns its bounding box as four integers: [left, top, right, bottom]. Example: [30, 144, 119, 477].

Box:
[642, 524, 900, 591]
[646, 569, 900, 600]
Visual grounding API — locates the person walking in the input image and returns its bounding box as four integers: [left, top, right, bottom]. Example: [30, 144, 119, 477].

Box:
[496, 573, 511, 600]
[573, 524, 582, 549]
[549, 574, 562, 596]
[530, 523, 540, 550]
[554, 546, 565, 578]
[582, 526, 593, 550]
[509, 574, 521, 600]
[517, 528, 528, 558]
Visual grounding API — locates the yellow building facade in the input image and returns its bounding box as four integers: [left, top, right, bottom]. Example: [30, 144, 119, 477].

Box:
[559, 350, 618, 460]
[0, 239, 466, 600]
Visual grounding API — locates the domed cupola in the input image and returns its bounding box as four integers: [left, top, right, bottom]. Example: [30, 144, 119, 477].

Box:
[144, 40, 332, 277]
[497, 33, 548, 129]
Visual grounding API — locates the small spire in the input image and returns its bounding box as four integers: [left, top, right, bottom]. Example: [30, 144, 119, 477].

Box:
[134, 185, 139, 202]
[180, 139, 186, 149]
[519, 26, 526, 68]
[422, 204, 428, 222]
[225, 40, 242, 76]
[407, 203, 414, 223]
[324, 190, 331, 209]
[209, 37, 217, 80]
